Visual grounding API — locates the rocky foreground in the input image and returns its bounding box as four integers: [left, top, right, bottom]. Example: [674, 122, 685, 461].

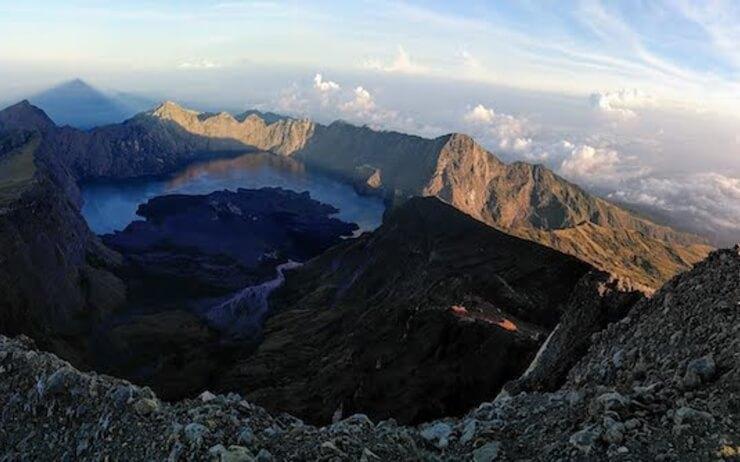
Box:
[1, 246, 737, 461]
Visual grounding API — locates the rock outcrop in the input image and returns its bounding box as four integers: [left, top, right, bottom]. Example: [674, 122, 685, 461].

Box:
[0, 246, 736, 460]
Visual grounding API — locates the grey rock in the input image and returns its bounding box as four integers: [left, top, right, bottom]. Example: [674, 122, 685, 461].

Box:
[133, 398, 159, 415]
[682, 370, 701, 389]
[673, 407, 714, 426]
[167, 442, 184, 462]
[420, 422, 453, 449]
[686, 356, 716, 382]
[110, 384, 134, 408]
[360, 448, 380, 461]
[460, 419, 478, 445]
[342, 413, 373, 427]
[591, 392, 630, 414]
[209, 444, 227, 458]
[612, 349, 624, 368]
[473, 441, 501, 462]
[624, 418, 641, 430]
[255, 449, 273, 461]
[602, 417, 625, 444]
[211, 445, 255, 462]
[199, 390, 218, 402]
[566, 390, 583, 406]
[238, 426, 254, 446]
[569, 425, 602, 453]
[44, 367, 80, 396]
[184, 422, 209, 446]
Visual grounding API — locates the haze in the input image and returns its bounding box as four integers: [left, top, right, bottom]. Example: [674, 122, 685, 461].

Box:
[1, 0, 738, 244]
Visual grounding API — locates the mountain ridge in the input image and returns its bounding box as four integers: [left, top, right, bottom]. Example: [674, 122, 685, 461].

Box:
[0, 100, 712, 290]
[122, 101, 709, 290]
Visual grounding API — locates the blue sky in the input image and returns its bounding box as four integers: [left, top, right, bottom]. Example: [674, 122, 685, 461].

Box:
[0, 0, 738, 243]
[1, 0, 739, 112]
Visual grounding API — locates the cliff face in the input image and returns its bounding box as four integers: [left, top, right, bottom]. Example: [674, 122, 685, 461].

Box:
[47, 101, 314, 180]
[0, 113, 125, 363]
[221, 197, 630, 425]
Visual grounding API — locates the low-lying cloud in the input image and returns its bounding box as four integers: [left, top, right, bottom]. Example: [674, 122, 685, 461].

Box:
[590, 89, 654, 118]
[177, 59, 222, 70]
[274, 73, 440, 136]
[610, 173, 740, 244]
[364, 46, 429, 75]
[462, 103, 647, 188]
[313, 73, 340, 93]
[462, 104, 532, 153]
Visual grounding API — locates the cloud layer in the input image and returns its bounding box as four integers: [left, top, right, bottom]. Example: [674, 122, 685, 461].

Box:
[590, 89, 654, 118]
[461, 103, 648, 189]
[364, 46, 429, 75]
[610, 173, 740, 243]
[177, 59, 221, 70]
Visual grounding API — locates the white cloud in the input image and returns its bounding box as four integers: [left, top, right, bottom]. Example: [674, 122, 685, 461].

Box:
[462, 103, 648, 188]
[559, 144, 622, 182]
[340, 86, 376, 114]
[463, 104, 496, 124]
[463, 104, 532, 154]
[364, 46, 429, 75]
[590, 88, 654, 118]
[275, 83, 309, 114]
[313, 73, 340, 92]
[610, 173, 740, 244]
[177, 59, 221, 69]
[274, 76, 423, 132]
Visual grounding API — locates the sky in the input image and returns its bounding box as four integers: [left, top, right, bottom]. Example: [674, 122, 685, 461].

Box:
[0, 0, 738, 244]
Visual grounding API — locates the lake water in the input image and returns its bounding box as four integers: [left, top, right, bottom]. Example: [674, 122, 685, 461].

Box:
[81, 153, 386, 235]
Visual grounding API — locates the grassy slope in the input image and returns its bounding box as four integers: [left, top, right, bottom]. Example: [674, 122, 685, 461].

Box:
[516, 223, 713, 293]
[0, 135, 39, 206]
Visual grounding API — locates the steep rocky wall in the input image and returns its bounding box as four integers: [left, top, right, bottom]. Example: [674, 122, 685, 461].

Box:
[0, 128, 125, 364]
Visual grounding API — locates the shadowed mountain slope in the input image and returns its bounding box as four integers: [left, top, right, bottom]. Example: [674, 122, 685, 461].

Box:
[0, 123, 125, 364]
[219, 197, 634, 425]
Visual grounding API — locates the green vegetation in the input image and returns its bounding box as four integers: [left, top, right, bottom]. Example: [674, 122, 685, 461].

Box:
[0, 134, 38, 206]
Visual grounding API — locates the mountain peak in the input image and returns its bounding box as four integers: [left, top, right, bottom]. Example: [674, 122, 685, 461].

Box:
[0, 100, 56, 132]
[150, 101, 199, 120]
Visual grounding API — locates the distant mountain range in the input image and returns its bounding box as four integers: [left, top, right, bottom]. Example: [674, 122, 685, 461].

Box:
[0, 99, 711, 291]
[26, 79, 155, 128]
